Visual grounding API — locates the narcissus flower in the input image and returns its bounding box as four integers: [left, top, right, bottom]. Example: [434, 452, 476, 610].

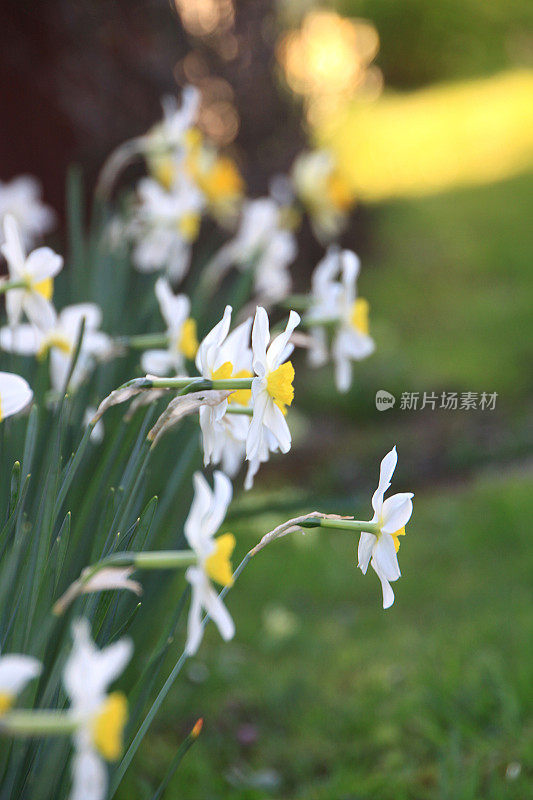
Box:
[246, 306, 300, 461]
[0, 304, 112, 393]
[141, 278, 198, 375]
[63, 619, 132, 800]
[184, 471, 236, 655]
[306, 247, 374, 392]
[0, 649, 41, 715]
[1, 214, 62, 329]
[146, 88, 201, 162]
[131, 176, 204, 280]
[358, 447, 414, 609]
[0, 176, 55, 248]
[196, 306, 253, 473]
[291, 150, 354, 241]
[0, 371, 33, 421]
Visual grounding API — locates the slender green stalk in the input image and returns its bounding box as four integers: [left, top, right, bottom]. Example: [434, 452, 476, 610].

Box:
[225, 405, 253, 416]
[0, 711, 77, 738]
[109, 551, 253, 796]
[0, 279, 27, 295]
[116, 333, 169, 350]
[301, 517, 379, 534]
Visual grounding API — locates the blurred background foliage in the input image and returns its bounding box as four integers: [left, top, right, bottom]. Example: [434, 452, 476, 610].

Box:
[1, 0, 532, 797]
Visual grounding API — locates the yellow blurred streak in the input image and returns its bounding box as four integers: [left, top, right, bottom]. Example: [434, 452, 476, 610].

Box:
[314, 70, 533, 201]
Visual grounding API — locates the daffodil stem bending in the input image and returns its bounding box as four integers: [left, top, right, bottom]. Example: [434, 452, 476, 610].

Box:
[117, 333, 169, 350]
[147, 376, 253, 393]
[0, 710, 78, 737]
[301, 518, 379, 534]
[84, 549, 197, 579]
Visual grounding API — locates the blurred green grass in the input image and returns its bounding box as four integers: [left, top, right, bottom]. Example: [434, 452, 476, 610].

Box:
[122, 468, 532, 799]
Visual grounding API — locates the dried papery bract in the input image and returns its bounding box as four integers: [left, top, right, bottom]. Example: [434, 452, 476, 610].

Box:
[124, 389, 170, 421]
[148, 389, 233, 446]
[249, 512, 350, 556]
[90, 378, 154, 424]
[54, 567, 143, 615]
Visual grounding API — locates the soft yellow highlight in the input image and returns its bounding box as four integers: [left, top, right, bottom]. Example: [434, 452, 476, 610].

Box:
[92, 692, 128, 761]
[266, 361, 295, 413]
[316, 70, 533, 200]
[205, 532, 235, 587]
[392, 527, 406, 553]
[0, 692, 13, 715]
[33, 277, 53, 301]
[37, 332, 72, 360]
[327, 172, 354, 211]
[350, 298, 370, 335]
[152, 156, 175, 190]
[179, 212, 201, 242]
[199, 157, 244, 204]
[178, 318, 199, 359]
[0, 397, 3, 423]
[211, 363, 252, 405]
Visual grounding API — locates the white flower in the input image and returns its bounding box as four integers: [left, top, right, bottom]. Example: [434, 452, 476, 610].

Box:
[246, 307, 300, 461]
[357, 447, 414, 609]
[147, 87, 200, 155]
[227, 198, 295, 302]
[0, 176, 55, 248]
[306, 247, 375, 392]
[0, 304, 112, 393]
[196, 307, 253, 472]
[0, 371, 33, 421]
[141, 278, 198, 375]
[83, 407, 104, 443]
[1, 214, 62, 329]
[63, 619, 132, 800]
[0, 649, 41, 715]
[184, 471, 236, 655]
[291, 150, 354, 241]
[131, 176, 204, 280]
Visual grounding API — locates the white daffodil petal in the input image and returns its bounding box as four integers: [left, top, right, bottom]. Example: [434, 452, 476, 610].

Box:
[70, 748, 107, 800]
[0, 371, 33, 418]
[208, 471, 233, 537]
[246, 385, 269, 460]
[25, 247, 63, 281]
[202, 582, 235, 642]
[185, 567, 205, 655]
[141, 349, 176, 376]
[381, 493, 414, 534]
[0, 654, 41, 695]
[266, 309, 300, 370]
[184, 472, 214, 554]
[22, 293, 57, 330]
[60, 304, 102, 335]
[371, 445, 397, 515]
[0, 324, 42, 356]
[357, 531, 375, 574]
[372, 563, 395, 610]
[262, 399, 291, 453]
[373, 534, 401, 582]
[251, 306, 269, 377]
[1, 215, 26, 274]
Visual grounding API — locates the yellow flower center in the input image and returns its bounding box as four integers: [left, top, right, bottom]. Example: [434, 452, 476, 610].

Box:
[37, 332, 72, 360]
[211, 362, 252, 406]
[0, 397, 3, 423]
[152, 156, 175, 190]
[178, 318, 199, 360]
[33, 277, 54, 301]
[266, 361, 295, 413]
[91, 692, 128, 761]
[205, 532, 235, 587]
[200, 157, 244, 204]
[178, 212, 201, 243]
[0, 692, 14, 715]
[327, 171, 354, 211]
[391, 527, 406, 553]
[350, 298, 370, 335]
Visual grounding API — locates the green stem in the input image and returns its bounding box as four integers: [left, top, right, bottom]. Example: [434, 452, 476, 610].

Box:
[0, 710, 77, 737]
[116, 333, 169, 350]
[0, 279, 27, 295]
[301, 518, 379, 534]
[148, 376, 253, 392]
[225, 404, 253, 416]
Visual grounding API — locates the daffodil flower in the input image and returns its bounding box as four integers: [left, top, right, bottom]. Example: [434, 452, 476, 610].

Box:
[0, 650, 41, 715]
[1, 214, 62, 329]
[246, 306, 300, 461]
[0, 371, 33, 421]
[184, 471, 236, 655]
[0, 175, 55, 248]
[131, 176, 204, 280]
[147, 87, 201, 161]
[63, 619, 132, 800]
[141, 278, 198, 375]
[0, 304, 112, 393]
[306, 247, 375, 392]
[196, 306, 253, 473]
[291, 150, 354, 241]
[358, 446, 414, 609]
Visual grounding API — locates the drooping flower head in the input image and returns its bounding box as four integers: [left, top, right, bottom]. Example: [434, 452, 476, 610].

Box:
[246, 306, 300, 461]
[63, 619, 132, 800]
[0, 371, 33, 421]
[141, 278, 198, 376]
[358, 447, 413, 609]
[291, 150, 354, 241]
[1, 214, 62, 329]
[184, 471, 236, 655]
[0, 650, 41, 715]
